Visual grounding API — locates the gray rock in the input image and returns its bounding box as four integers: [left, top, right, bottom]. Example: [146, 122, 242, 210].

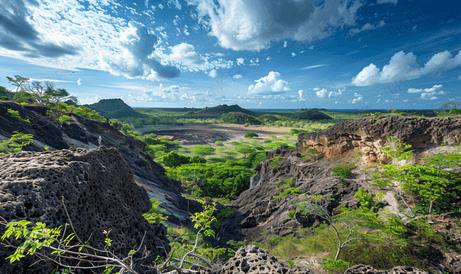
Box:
[0, 147, 168, 274]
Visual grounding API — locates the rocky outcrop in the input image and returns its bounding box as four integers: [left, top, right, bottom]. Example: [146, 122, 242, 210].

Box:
[344, 264, 428, 274]
[215, 148, 366, 246]
[0, 102, 201, 228]
[0, 147, 168, 273]
[298, 115, 461, 166]
[220, 245, 313, 274]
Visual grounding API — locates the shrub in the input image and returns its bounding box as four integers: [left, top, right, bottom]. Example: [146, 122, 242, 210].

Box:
[7, 109, 30, 123]
[280, 187, 302, 196]
[332, 164, 353, 178]
[244, 132, 258, 139]
[214, 140, 224, 146]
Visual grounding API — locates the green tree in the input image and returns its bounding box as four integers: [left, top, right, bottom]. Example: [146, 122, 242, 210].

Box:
[5, 75, 29, 102]
[244, 132, 258, 139]
[191, 145, 215, 157]
[44, 85, 77, 111]
[0, 132, 34, 156]
[233, 144, 256, 158]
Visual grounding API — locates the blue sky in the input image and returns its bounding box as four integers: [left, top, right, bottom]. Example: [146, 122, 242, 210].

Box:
[0, 0, 460, 109]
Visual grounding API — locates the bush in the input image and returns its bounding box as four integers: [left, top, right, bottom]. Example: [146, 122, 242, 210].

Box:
[214, 140, 224, 146]
[244, 132, 258, 139]
[280, 187, 302, 196]
[332, 164, 353, 178]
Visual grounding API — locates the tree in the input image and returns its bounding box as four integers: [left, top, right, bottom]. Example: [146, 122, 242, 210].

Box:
[0, 132, 34, 156]
[5, 75, 29, 102]
[44, 85, 77, 111]
[295, 203, 366, 262]
[191, 145, 215, 157]
[26, 81, 48, 104]
[244, 132, 258, 139]
[233, 144, 256, 158]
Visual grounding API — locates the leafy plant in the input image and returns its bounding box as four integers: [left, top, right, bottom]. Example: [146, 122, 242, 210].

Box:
[244, 132, 258, 139]
[0, 132, 34, 156]
[280, 187, 302, 197]
[332, 164, 353, 179]
[7, 109, 30, 123]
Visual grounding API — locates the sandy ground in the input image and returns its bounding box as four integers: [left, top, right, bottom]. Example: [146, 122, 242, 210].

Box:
[144, 123, 296, 147]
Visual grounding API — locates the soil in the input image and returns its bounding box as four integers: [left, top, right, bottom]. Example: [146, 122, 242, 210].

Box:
[144, 123, 294, 146]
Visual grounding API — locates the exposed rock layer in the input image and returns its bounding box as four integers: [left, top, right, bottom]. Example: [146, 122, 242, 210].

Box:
[299, 115, 461, 165]
[0, 147, 168, 274]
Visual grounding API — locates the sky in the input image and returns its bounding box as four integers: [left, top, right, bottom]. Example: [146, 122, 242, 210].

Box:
[0, 0, 460, 110]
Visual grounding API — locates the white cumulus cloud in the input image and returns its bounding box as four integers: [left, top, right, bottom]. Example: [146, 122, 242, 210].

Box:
[77, 78, 81, 85]
[188, 0, 370, 51]
[209, 69, 218, 78]
[248, 71, 290, 95]
[352, 50, 461, 86]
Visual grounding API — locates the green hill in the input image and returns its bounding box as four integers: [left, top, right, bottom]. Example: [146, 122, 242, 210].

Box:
[291, 109, 332, 120]
[184, 104, 254, 117]
[222, 112, 262, 125]
[84, 98, 147, 119]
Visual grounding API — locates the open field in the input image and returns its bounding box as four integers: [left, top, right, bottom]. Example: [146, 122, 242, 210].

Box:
[144, 123, 294, 146]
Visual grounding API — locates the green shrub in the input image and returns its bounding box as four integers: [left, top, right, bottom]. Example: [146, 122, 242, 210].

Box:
[7, 109, 30, 123]
[332, 164, 353, 178]
[288, 210, 296, 219]
[268, 155, 285, 169]
[143, 198, 168, 224]
[273, 195, 281, 202]
[0, 132, 34, 156]
[322, 258, 350, 271]
[215, 140, 224, 146]
[280, 187, 302, 197]
[244, 132, 258, 139]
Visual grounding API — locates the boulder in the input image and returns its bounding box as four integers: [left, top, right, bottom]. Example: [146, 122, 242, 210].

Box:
[344, 264, 428, 274]
[220, 245, 313, 274]
[0, 146, 168, 273]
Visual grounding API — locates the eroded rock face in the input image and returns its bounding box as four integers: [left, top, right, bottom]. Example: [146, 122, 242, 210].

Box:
[0, 101, 201, 228]
[344, 264, 429, 274]
[0, 147, 168, 274]
[219, 245, 313, 274]
[298, 115, 461, 166]
[215, 148, 366, 246]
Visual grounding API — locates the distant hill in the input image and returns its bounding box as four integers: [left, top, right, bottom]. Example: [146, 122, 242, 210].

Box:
[184, 104, 254, 117]
[84, 98, 147, 119]
[222, 112, 262, 125]
[291, 109, 332, 120]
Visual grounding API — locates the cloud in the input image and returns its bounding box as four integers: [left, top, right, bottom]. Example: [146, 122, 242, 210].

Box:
[298, 89, 305, 101]
[79, 95, 103, 105]
[167, 0, 181, 9]
[316, 88, 328, 98]
[301, 64, 326, 70]
[283, 41, 288, 48]
[27, 78, 73, 83]
[77, 78, 81, 85]
[347, 20, 385, 37]
[407, 84, 443, 93]
[189, 0, 368, 51]
[161, 84, 190, 93]
[309, 46, 314, 50]
[351, 97, 363, 104]
[266, 56, 271, 61]
[354, 93, 362, 97]
[377, 0, 398, 4]
[233, 74, 243, 79]
[101, 21, 180, 81]
[414, 84, 445, 100]
[209, 69, 218, 78]
[352, 50, 461, 86]
[168, 42, 208, 69]
[291, 52, 297, 57]
[237, 58, 245, 66]
[248, 71, 290, 95]
[376, 98, 381, 103]
[0, 0, 80, 58]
